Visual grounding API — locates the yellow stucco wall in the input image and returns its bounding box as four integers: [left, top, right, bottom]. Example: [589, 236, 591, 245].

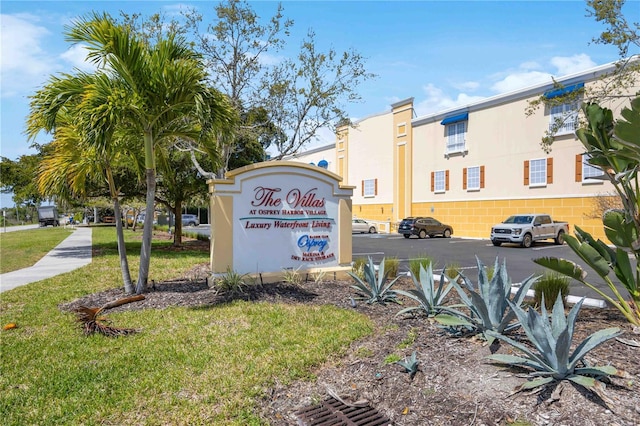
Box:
[352, 203, 395, 222]
[411, 196, 607, 241]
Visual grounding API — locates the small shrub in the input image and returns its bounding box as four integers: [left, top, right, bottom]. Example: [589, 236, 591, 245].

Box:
[282, 267, 302, 285]
[215, 266, 249, 295]
[444, 261, 461, 280]
[534, 272, 570, 310]
[397, 328, 418, 349]
[356, 347, 374, 358]
[352, 257, 367, 280]
[408, 255, 437, 278]
[384, 354, 401, 364]
[384, 257, 399, 278]
[311, 270, 327, 285]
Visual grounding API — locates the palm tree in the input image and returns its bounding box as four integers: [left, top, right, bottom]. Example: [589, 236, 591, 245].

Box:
[30, 13, 235, 293]
[29, 75, 140, 293]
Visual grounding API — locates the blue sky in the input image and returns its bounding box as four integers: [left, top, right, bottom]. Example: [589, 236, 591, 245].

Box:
[1, 0, 637, 207]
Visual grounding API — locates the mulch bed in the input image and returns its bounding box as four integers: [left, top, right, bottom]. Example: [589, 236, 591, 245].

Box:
[60, 263, 640, 426]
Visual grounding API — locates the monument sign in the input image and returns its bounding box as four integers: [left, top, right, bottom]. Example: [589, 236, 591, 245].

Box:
[208, 162, 354, 281]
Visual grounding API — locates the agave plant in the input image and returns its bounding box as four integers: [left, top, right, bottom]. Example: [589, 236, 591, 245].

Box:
[534, 98, 640, 326]
[487, 294, 622, 392]
[435, 257, 538, 343]
[534, 224, 640, 326]
[395, 263, 453, 317]
[396, 351, 420, 380]
[348, 256, 400, 305]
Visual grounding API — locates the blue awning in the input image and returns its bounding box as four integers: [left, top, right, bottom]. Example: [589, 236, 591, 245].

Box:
[544, 82, 584, 99]
[440, 112, 468, 125]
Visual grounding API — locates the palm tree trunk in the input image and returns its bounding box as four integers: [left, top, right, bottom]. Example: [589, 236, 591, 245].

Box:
[113, 196, 135, 294]
[137, 131, 156, 294]
[106, 164, 134, 294]
[136, 168, 156, 294]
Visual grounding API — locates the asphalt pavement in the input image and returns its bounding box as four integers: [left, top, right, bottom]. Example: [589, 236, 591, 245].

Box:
[0, 226, 92, 293]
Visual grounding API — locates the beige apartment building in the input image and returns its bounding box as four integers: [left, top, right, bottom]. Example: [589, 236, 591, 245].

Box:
[292, 61, 638, 241]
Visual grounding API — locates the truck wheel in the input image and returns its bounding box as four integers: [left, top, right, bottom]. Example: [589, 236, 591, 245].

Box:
[492, 240, 502, 247]
[403, 234, 410, 239]
[443, 229, 452, 238]
[418, 229, 427, 239]
[521, 233, 533, 248]
[554, 230, 565, 245]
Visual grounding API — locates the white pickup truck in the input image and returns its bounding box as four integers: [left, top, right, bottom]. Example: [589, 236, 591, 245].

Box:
[490, 214, 569, 248]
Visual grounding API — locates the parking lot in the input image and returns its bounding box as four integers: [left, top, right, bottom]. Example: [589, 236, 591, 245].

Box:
[191, 224, 628, 306]
[352, 232, 627, 304]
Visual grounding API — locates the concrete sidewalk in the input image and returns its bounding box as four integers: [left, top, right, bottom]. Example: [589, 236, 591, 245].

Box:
[0, 227, 93, 293]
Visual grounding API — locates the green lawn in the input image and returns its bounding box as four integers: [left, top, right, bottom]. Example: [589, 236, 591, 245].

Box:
[0, 227, 372, 425]
[0, 227, 74, 273]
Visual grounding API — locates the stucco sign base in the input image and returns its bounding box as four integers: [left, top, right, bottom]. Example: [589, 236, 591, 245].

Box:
[207, 161, 355, 283]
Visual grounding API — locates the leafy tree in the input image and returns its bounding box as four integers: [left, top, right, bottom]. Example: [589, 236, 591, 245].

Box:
[183, 0, 290, 176]
[527, 0, 639, 152]
[534, 96, 640, 325]
[185, 0, 374, 173]
[0, 149, 50, 207]
[28, 13, 235, 294]
[155, 146, 210, 246]
[30, 76, 140, 293]
[261, 28, 374, 159]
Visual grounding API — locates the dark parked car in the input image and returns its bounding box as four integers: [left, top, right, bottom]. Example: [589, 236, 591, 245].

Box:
[398, 217, 453, 239]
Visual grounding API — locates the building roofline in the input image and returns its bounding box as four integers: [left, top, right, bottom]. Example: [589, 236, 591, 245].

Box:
[412, 59, 632, 127]
[282, 143, 335, 160]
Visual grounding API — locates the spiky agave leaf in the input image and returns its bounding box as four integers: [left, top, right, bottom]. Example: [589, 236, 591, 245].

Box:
[396, 263, 452, 317]
[348, 256, 399, 305]
[439, 257, 537, 342]
[396, 351, 420, 379]
[487, 294, 621, 391]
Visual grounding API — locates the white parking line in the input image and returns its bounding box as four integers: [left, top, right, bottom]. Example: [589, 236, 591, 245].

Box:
[531, 245, 566, 251]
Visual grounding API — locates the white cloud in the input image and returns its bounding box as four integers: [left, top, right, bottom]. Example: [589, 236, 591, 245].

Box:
[488, 54, 597, 94]
[257, 52, 283, 66]
[550, 54, 596, 76]
[0, 13, 60, 97]
[414, 83, 485, 116]
[490, 70, 552, 93]
[60, 44, 96, 72]
[452, 80, 480, 92]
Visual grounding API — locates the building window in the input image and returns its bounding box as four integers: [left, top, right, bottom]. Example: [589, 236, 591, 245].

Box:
[446, 122, 466, 153]
[397, 122, 406, 136]
[463, 165, 484, 190]
[549, 102, 579, 135]
[524, 158, 553, 187]
[576, 153, 604, 183]
[431, 170, 449, 193]
[362, 178, 377, 197]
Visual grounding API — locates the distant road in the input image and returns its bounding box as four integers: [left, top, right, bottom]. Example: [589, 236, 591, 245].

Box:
[0, 224, 39, 233]
[188, 224, 211, 237]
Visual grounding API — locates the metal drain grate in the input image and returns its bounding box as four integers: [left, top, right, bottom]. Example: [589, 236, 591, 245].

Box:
[294, 397, 392, 426]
